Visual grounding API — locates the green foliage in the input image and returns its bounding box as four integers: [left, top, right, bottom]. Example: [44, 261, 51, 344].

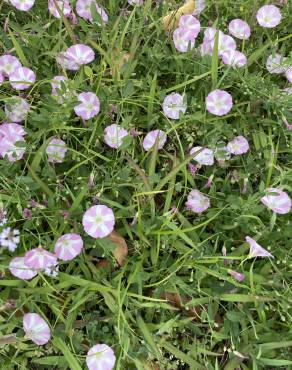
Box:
[0, 0, 292, 369]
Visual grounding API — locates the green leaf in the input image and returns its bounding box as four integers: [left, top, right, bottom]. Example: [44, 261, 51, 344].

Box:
[52, 337, 82, 370]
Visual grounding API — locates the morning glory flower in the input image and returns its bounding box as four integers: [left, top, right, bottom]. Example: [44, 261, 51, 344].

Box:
[206, 89, 233, 116]
[9, 257, 37, 280]
[228, 19, 251, 40]
[24, 247, 58, 270]
[86, 344, 116, 370]
[192, 0, 205, 16]
[48, 0, 72, 18]
[162, 93, 187, 119]
[65, 44, 95, 68]
[266, 53, 287, 74]
[9, 67, 36, 90]
[142, 130, 167, 151]
[9, 0, 35, 11]
[5, 97, 30, 122]
[173, 27, 196, 52]
[227, 136, 249, 155]
[76, 0, 108, 24]
[74, 92, 100, 120]
[222, 49, 247, 68]
[256, 5, 282, 28]
[83, 205, 115, 238]
[260, 188, 291, 214]
[178, 15, 200, 39]
[190, 146, 214, 166]
[54, 233, 83, 261]
[46, 138, 67, 163]
[246, 236, 274, 258]
[286, 67, 292, 83]
[23, 313, 51, 345]
[0, 55, 22, 77]
[0, 122, 26, 162]
[104, 124, 129, 149]
[186, 189, 210, 213]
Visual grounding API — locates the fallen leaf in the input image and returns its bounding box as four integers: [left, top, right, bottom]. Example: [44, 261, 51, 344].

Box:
[108, 230, 128, 266]
[162, 0, 195, 31]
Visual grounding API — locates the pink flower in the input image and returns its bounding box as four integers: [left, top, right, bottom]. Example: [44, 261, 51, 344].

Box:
[256, 5, 282, 28]
[104, 124, 129, 149]
[82, 205, 115, 238]
[9, 0, 35, 11]
[283, 118, 292, 130]
[218, 34, 236, 57]
[0, 55, 22, 77]
[51, 75, 68, 91]
[54, 233, 83, 261]
[74, 92, 100, 120]
[228, 269, 245, 282]
[65, 44, 95, 67]
[46, 138, 67, 163]
[192, 0, 205, 16]
[162, 93, 187, 119]
[0, 122, 26, 137]
[76, 0, 108, 24]
[23, 313, 51, 345]
[5, 97, 30, 122]
[51, 76, 70, 103]
[186, 189, 210, 213]
[0, 122, 26, 162]
[227, 136, 249, 155]
[86, 344, 116, 370]
[24, 247, 58, 270]
[190, 146, 214, 166]
[228, 19, 251, 40]
[203, 28, 224, 43]
[9, 257, 37, 280]
[206, 89, 233, 116]
[178, 15, 200, 39]
[245, 236, 274, 258]
[56, 52, 80, 71]
[285, 67, 292, 83]
[222, 49, 247, 68]
[0, 73, 3, 85]
[188, 163, 198, 176]
[128, 0, 143, 5]
[173, 27, 195, 52]
[142, 130, 167, 151]
[260, 188, 291, 214]
[200, 41, 213, 56]
[9, 67, 36, 90]
[48, 0, 72, 18]
[266, 53, 287, 74]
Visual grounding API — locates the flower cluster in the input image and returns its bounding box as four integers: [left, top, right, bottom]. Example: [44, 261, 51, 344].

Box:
[0, 55, 35, 90]
[173, 14, 200, 52]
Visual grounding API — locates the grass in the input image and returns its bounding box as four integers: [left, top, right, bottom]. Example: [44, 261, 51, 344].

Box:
[0, 0, 292, 369]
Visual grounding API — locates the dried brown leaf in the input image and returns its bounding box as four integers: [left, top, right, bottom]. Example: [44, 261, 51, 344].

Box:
[162, 0, 195, 31]
[108, 230, 128, 266]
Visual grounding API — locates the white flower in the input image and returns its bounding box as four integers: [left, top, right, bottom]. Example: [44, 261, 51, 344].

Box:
[0, 227, 20, 252]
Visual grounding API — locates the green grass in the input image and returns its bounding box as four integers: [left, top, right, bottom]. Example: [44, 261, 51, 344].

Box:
[0, 0, 292, 369]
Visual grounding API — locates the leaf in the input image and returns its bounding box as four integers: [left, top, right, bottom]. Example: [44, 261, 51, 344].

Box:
[107, 230, 128, 266]
[137, 316, 160, 358]
[211, 30, 219, 89]
[52, 337, 82, 370]
[8, 27, 29, 67]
